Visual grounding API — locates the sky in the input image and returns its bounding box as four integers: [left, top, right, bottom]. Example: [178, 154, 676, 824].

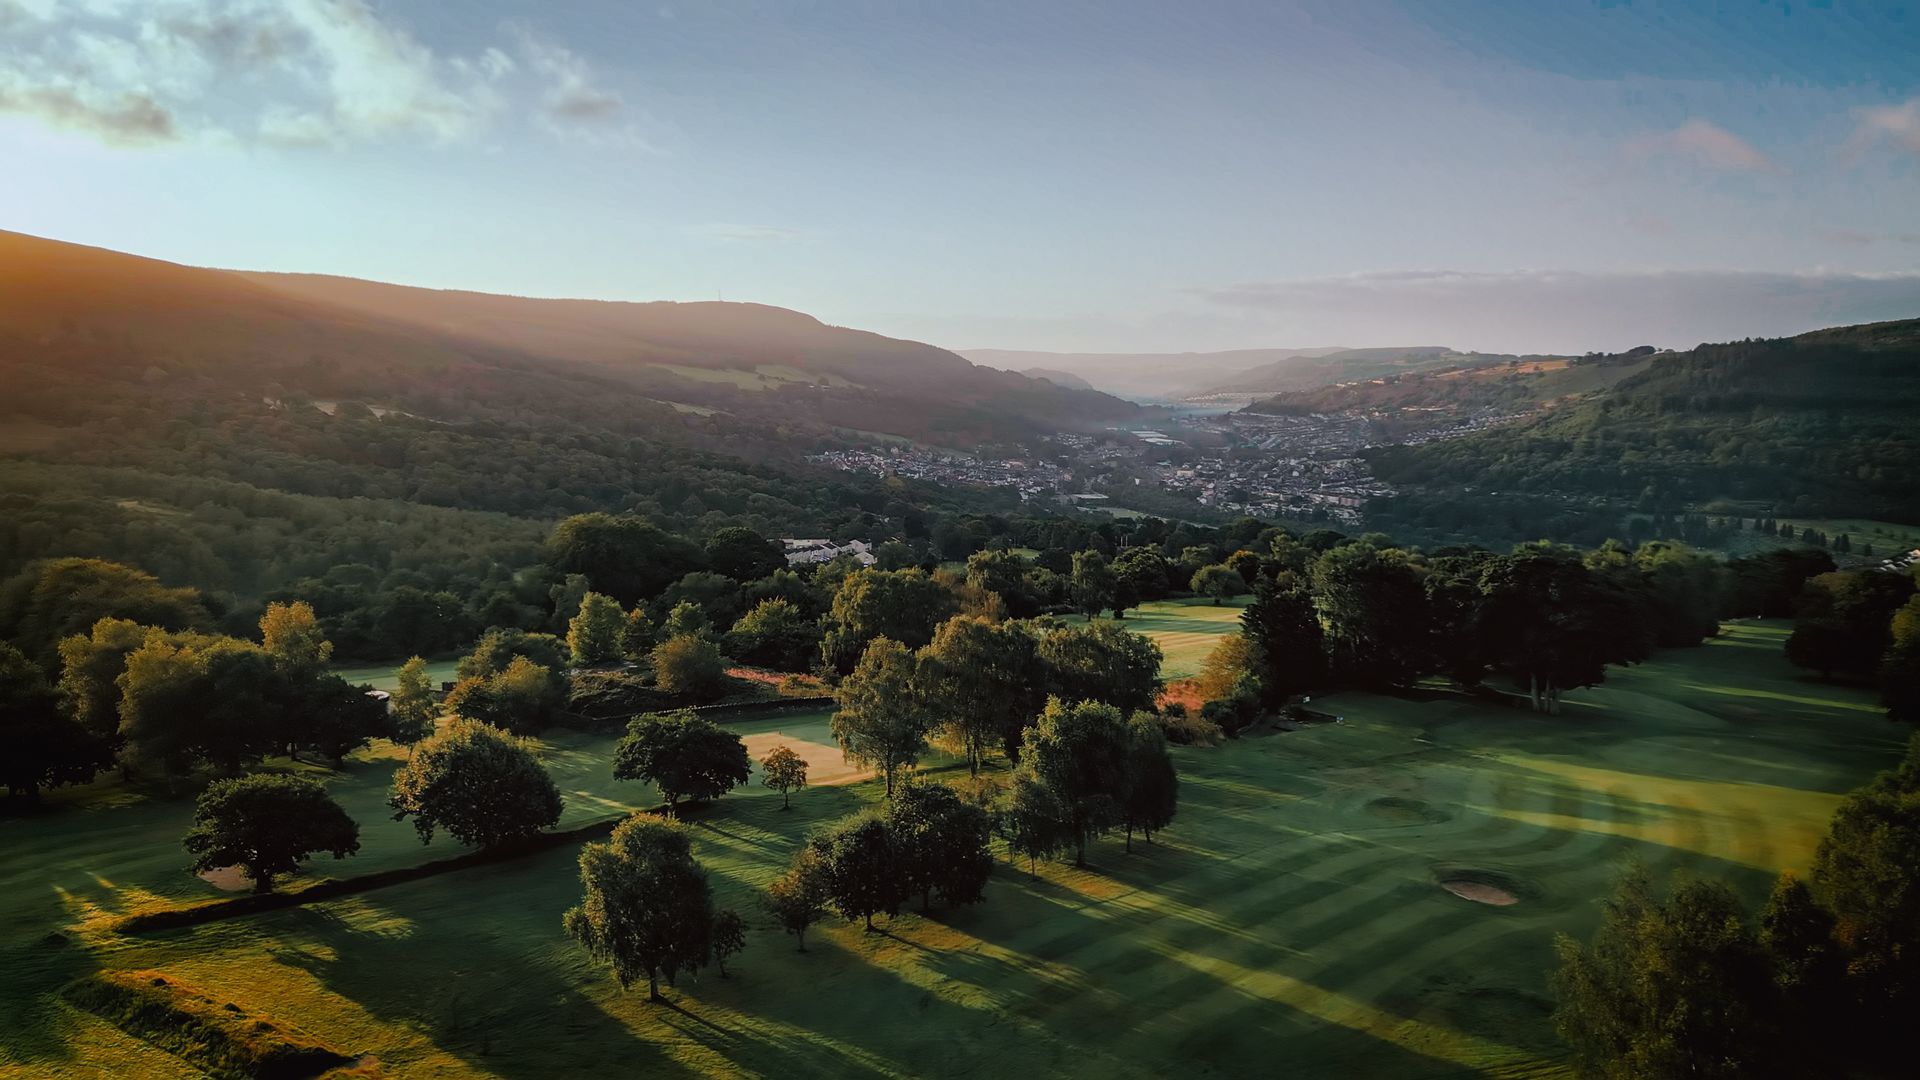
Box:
[3, 0, 1918, 355]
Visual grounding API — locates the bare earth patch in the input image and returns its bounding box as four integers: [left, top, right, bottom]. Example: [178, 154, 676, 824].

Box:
[1441, 879, 1519, 906]
[743, 732, 865, 787]
[196, 866, 253, 893]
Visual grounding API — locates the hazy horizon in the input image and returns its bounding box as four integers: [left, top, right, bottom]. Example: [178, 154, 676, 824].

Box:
[4, 1, 1919, 355]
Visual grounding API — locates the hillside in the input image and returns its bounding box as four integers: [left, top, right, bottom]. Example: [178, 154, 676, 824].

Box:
[0, 231, 1129, 654]
[963, 346, 1345, 400]
[1019, 367, 1095, 391]
[1243, 348, 1657, 421]
[1194, 346, 1534, 400]
[1369, 319, 1920, 527]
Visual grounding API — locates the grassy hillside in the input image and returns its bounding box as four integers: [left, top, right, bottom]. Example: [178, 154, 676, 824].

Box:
[4, 623, 1903, 1077]
[1371, 319, 1920, 528]
[1243, 351, 1655, 421]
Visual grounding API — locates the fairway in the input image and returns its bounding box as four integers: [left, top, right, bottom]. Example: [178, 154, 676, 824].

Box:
[329, 658, 462, 693]
[3, 623, 1906, 1078]
[1066, 596, 1251, 679]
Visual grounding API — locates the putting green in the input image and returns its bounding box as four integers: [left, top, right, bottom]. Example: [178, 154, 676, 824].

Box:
[2, 623, 1904, 1077]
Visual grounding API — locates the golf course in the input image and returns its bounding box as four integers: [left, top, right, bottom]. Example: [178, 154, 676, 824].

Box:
[1, 620, 1904, 1078]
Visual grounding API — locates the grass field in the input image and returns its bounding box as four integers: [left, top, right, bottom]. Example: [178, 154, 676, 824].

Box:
[3, 623, 1906, 1078]
[329, 658, 463, 693]
[1066, 596, 1252, 680]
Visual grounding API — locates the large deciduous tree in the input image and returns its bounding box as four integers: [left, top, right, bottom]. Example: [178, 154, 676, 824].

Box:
[1478, 548, 1646, 714]
[1017, 698, 1132, 866]
[916, 615, 1043, 772]
[567, 591, 626, 667]
[818, 568, 956, 674]
[444, 654, 564, 733]
[764, 846, 831, 951]
[182, 774, 360, 893]
[1309, 543, 1432, 688]
[1120, 711, 1178, 850]
[885, 781, 993, 911]
[563, 815, 714, 1002]
[388, 720, 563, 849]
[725, 598, 820, 672]
[390, 656, 440, 744]
[613, 709, 751, 815]
[808, 812, 904, 931]
[1069, 550, 1117, 618]
[1239, 574, 1326, 706]
[1551, 865, 1782, 1080]
[831, 638, 929, 796]
[546, 513, 706, 607]
[1034, 620, 1163, 716]
[704, 526, 785, 582]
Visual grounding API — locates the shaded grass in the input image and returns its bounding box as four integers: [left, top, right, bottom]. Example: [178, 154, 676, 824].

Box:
[3, 621, 1906, 1077]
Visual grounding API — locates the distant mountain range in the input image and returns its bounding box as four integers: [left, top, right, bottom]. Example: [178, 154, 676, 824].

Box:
[965, 344, 1522, 402]
[963, 346, 1347, 401]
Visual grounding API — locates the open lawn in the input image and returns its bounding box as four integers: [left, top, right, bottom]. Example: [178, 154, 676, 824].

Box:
[3, 623, 1907, 1078]
[330, 658, 462, 693]
[1066, 596, 1251, 680]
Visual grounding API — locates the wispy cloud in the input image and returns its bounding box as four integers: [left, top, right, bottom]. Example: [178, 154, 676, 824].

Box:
[1847, 97, 1920, 156]
[0, 0, 631, 149]
[1626, 119, 1780, 174]
[1190, 269, 1920, 353]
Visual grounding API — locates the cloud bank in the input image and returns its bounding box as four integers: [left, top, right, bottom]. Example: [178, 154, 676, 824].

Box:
[0, 0, 627, 147]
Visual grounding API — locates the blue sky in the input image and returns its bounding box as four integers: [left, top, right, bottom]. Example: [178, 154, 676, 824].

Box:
[3, 0, 1917, 353]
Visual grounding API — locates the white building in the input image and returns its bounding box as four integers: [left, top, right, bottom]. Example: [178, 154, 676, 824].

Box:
[783, 538, 877, 567]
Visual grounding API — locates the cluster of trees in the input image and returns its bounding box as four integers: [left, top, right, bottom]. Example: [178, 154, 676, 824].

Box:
[1786, 566, 1919, 722]
[1203, 533, 1772, 726]
[1553, 733, 1920, 1079]
[1, 580, 399, 799]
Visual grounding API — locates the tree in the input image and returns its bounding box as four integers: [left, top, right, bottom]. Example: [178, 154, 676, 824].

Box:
[283, 673, 391, 765]
[55, 616, 150, 745]
[760, 744, 809, 809]
[1070, 550, 1117, 617]
[619, 607, 657, 663]
[563, 815, 713, 1002]
[1120, 711, 1178, 850]
[182, 774, 360, 894]
[886, 781, 993, 911]
[705, 526, 785, 582]
[444, 655, 563, 733]
[613, 709, 751, 815]
[388, 720, 563, 849]
[711, 908, 747, 976]
[1310, 543, 1432, 688]
[390, 656, 440, 744]
[650, 634, 727, 700]
[764, 847, 831, 951]
[1883, 595, 1920, 723]
[965, 549, 1036, 616]
[259, 600, 333, 678]
[1551, 865, 1780, 1080]
[1034, 620, 1163, 716]
[1786, 570, 1913, 681]
[546, 513, 706, 607]
[457, 628, 569, 687]
[1190, 564, 1247, 605]
[1240, 575, 1325, 706]
[1479, 549, 1646, 713]
[726, 598, 820, 672]
[916, 615, 1043, 772]
[807, 812, 903, 931]
[567, 591, 625, 667]
[1017, 698, 1131, 866]
[1113, 547, 1172, 607]
[831, 638, 929, 796]
[117, 632, 282, 776]
[0, 643, 107, 800]
[818, 568, 956, 673]
[996, 774, 1071, 876]
[661, 600, 712, 642]
[0, 557, 211, 667]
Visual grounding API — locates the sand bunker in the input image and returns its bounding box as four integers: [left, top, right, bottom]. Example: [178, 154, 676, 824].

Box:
[196, 865, 254, 892]
[1441, 879, 1520, 906]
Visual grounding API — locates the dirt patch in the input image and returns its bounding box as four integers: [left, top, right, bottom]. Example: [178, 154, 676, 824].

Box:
[742, 732, 864, 787]
[196, 865, 255, 893]
[1364, 797, 1450, 826]
[1442, 880, 1519, 906]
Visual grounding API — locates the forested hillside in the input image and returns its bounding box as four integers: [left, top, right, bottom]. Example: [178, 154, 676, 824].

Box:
[0, 232, 1136, 656]
[1243, 349, 1654, 420]
[1370, 320, 1920, 527]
